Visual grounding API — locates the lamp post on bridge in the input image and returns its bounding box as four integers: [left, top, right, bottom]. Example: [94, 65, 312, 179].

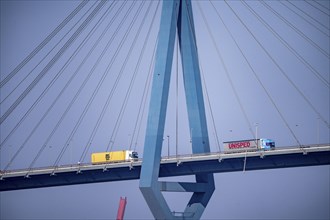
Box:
[317, 117, 320, 145]
[255, 122, 259, 146]
[167, 135, 170, 158]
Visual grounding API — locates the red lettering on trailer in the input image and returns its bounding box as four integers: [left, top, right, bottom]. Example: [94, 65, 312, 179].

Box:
[228, 141, 250, 149]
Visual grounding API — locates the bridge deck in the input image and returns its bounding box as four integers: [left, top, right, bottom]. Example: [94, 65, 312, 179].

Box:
[1, 144, 329, 191]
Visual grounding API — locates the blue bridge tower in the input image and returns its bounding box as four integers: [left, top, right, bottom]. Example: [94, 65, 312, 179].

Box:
[139, 0, 215, 219]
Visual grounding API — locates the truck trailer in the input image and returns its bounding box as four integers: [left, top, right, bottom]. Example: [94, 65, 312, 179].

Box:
[223, 138, 275, 153]
[91, 150, 138, 164]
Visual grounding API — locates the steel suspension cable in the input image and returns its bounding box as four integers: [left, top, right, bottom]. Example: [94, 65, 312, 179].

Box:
[64, 0, 130, 163]
[278, 1, 329, 38]
[75, 0, 131, 162]
[52, 1, 139, 168]
[104, 2, 148, 152]
[126, 1, 160, 151]
[185, 1, 221, 152]
[75, 0, 137, 161]
[220, 1, 305, 146]
[210, 1, 302, 146]
[261, 0, 329, 59]
[106, 1, 152, 153]
[225, 0, 329, 129]
[4, 1, 116, 170]
[24, 1, 120, 171]
[1, 3, 91, 106]
[175, 28, 179, 157]
[31, 0, 130, 169]
[0, 2, 99, 150]
[197, 1, 256, 141]
[312, 0, 330, 12]
[132, 33, 159, 152]
[79, 0, 155, 161]
[0, 0, 88, 88]
[200, 65, 222, 153]
[285, 0, 330, 32]
[241, 1, 329, 88]
[303, 0, 330, 17]
[184, 0, 223, 152]
[0, 0, 107, 125]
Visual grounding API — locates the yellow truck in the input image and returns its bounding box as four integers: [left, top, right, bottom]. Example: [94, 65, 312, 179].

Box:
[91, 150, 138, 164]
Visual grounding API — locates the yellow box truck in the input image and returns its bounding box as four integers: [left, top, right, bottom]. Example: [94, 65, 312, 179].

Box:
[91, 150, 138, 164]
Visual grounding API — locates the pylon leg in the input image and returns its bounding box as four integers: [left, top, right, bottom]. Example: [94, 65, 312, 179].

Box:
[139, 1, 214, 219]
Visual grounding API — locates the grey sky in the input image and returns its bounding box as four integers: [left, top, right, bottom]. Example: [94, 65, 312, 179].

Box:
[0, 0, 329, 219]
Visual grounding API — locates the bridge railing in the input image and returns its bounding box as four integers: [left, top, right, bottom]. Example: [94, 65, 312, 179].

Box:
[161, 143, 330, 159]
[1, 144, 329, 176]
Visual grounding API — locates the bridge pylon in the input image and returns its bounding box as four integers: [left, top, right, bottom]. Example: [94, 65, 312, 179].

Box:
[139, 0, 215, 219]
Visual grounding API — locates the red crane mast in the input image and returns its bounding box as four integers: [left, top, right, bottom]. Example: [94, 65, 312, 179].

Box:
[116, 197, 127, 220]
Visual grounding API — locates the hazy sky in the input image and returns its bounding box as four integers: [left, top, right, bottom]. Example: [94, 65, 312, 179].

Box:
[0, 1, 329, 219]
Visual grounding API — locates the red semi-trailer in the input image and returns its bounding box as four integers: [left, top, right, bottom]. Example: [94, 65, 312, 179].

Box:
[223, 139, 275, 153]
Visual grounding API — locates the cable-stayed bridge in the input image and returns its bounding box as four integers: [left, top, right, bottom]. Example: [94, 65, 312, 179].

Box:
[0, 0, 329, 219]
[1, 144, 329, 192]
